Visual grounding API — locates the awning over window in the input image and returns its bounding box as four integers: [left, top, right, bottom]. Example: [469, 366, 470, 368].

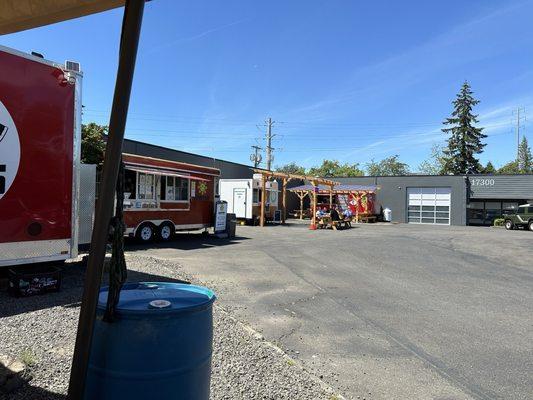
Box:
[125, 166, 210, 182]
[126, 166, 190, 180]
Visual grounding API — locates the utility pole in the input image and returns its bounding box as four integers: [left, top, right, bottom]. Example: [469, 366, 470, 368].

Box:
[513, 107, 526, 161]
[250, 145, 263, 168]
[265, 117, 275, 170]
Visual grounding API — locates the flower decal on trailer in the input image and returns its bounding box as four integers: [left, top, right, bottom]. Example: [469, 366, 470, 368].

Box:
[197, 181, 208, 195]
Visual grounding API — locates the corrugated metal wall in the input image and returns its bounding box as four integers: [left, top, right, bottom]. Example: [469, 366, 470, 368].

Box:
[335, 176, 467, 225]
[468, 175, 533, 200]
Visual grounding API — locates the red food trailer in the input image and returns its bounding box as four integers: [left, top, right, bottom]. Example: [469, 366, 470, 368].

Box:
[0, 45, 90, 267]
[121, 153, 220, 242]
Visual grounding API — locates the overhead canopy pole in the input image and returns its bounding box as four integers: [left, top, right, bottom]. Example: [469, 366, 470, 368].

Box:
[281, 177, 287, 224]
[260, 175, 266, 227]
[310, 180, 318, 230]
[68, 1, 145, 398]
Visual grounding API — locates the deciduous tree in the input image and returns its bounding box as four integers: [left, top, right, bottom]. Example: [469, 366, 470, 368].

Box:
[308, 159, 364, 177]
[418, 144, 447, 175]
[366, 155, 409, 176]
[81, 122, 107, 165]
[275, 162, 306, 176]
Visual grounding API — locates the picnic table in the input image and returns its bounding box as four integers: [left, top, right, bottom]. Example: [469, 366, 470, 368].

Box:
[317, 214, 352, 230]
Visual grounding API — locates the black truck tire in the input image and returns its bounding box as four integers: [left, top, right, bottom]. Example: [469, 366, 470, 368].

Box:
[136, 223, 155, 242]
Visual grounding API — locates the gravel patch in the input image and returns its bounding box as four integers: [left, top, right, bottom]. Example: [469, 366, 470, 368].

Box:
[0, 255, 344, 400]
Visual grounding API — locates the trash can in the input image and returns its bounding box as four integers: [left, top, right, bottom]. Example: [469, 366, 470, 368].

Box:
[383, 208, 392, 222]
[226, 213, 237, 238]
[85, 282, 216, 400]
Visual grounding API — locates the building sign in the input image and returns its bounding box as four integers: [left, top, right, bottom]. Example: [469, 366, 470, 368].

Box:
[214, 201, 228, 233]
[468, 175, 533, 199]
[0, 100, 20, 200]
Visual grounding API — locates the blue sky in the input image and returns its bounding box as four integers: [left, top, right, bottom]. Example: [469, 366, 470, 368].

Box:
[2, 0, 533, 171]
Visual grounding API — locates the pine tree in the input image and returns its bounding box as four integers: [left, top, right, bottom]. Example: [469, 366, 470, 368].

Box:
[441, 82, 486, 174]
[517, 136, 532, 173]
[483, 161, 496, 174]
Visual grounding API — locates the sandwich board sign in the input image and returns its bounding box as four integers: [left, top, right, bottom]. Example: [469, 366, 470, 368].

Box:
[215, 201, 228, 236]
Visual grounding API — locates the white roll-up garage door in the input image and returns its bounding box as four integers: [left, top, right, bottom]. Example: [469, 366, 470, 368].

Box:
[407, 187, 451, 225]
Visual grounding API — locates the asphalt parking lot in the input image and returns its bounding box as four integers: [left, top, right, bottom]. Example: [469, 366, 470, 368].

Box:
[128, 222, 533, 400]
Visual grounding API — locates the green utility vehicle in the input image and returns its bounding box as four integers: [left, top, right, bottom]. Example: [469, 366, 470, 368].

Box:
[504, 204, 533, 231]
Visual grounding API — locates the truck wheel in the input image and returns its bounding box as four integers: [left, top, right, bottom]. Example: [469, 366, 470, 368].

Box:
[159, 223, 175, 241]
[136, 223, 155, 242]
[504, 220, 514, 230]
[529, 221, 533, 232]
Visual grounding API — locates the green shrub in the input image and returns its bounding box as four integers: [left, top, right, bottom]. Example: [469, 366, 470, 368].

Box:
[493, 218, 505, 227]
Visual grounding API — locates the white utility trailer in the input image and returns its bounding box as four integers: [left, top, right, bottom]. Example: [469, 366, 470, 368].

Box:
[219, 174, 279, 223]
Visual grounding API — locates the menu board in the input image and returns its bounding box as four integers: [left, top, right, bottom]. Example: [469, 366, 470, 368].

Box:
[214, 201, 228, 233]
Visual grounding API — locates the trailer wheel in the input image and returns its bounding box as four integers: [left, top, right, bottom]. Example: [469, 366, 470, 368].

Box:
[504, 220, 514, 230]
[159, 223, 175, 241]
[136, 223, 155, 242]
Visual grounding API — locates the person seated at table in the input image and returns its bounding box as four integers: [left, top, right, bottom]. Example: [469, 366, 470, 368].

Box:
[343, 207, 353, 219]
[316, 207, 326, 218]
[330, 205, 341, 221]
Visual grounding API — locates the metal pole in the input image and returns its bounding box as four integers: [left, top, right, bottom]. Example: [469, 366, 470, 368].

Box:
[517, 107, 520, 162]
[68, 1, 145, 398]
[266, 117, 274, 171]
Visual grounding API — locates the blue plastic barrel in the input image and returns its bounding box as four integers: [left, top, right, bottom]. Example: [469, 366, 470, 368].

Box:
[85, 282, 216, 400]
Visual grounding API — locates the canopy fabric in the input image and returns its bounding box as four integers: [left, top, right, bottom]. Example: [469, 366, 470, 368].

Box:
[0, 0, 125, 35]
[289, 184, 378, 193]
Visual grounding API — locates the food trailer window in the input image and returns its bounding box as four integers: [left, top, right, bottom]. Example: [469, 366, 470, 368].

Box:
[124, 169, 136, 199]
[253, 188, 260, 203]
[163, 176, 189, 201]
[138, 172, 155, 200]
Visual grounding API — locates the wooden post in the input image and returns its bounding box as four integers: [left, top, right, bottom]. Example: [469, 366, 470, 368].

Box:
[282, 178, 287, 224]
[355, 193, 360, 223]
[299, 191, 304, 220]
[260, 174, 266, 227]
[311, 180, 317, 229]
[68, 1, 145, 397]
[329, 184, 333, 209]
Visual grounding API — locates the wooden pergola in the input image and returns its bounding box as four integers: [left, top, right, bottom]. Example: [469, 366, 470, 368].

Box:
[253, 169, 339, 228]
[288, 184, 379, 225]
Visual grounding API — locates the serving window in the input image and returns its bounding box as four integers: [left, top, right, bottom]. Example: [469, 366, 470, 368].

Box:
[137, 172, 155, 200]
[162, 176, 189, 202]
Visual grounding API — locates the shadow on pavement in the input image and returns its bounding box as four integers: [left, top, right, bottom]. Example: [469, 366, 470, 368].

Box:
[125, 231, 250, 251]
